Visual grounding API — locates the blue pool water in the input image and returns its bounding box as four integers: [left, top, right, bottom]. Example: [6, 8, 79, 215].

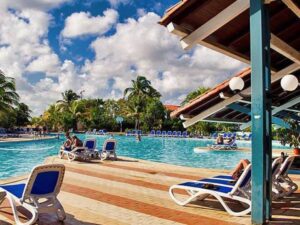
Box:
[0, 134, 290, 179]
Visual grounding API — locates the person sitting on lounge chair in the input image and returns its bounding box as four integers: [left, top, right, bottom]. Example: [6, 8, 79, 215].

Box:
[230, 159, 250, 180]
[71, 135, 83, 148]
[63, 132, 72, 151]
[226, 137, 235, 145]
[216, 134, 224, 145]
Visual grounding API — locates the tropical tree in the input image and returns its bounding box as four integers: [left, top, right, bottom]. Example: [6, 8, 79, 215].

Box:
[124, 76, 161, 130]
[56, 89, 80, 108]
[56, 100, 85, 130]
[42, 104, 62, 131]
[142, 99, 165, 130]
[0, 110, 17, 128]
[15, 103, 31, 126]
[181, 87, 210, 106]
[0, 70, 19, 112]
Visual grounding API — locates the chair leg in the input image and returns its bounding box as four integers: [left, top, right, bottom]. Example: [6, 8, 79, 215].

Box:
[58, 150, 64, 159]
[67, 152, 76, 162]
[54, 198, 66, 221]
[211, 194, 251, 217]
[101, 151, 108, 160]
[169, 186, 207, 206]
[7, 195, 38, 225]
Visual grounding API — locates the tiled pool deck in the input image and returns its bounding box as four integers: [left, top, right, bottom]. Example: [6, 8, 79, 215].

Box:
[0, 156, 299, 225]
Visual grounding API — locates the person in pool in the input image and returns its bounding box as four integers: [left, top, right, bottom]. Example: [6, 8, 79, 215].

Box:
[63, 132, 72, 151]
[136, 133, 141, 142]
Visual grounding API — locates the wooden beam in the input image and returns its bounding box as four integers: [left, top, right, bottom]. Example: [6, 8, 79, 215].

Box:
[180, 0, 249, 50]
[270, 34, 300, 65]
[202, 119, 244, 124]
[271, 96, 300, 114]
[167, 22, 250, 64]
[182, 94, 242, 128]
[167, 23, 191, 37]
[219, 92, 233, 99]
[179, 114, 192, 120]
[227, 103, 291, 129]
[182, 63, 300, 128]
[240, 96, 300, 129]
[282, 0, 300, 18]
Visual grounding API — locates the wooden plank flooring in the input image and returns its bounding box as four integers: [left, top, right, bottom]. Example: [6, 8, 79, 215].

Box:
[0, 156, 299, 225]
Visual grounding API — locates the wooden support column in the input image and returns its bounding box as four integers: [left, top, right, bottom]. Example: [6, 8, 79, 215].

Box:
[250, 0, 272, 224]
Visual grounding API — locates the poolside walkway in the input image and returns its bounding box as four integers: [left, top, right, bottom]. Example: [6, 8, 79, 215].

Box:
[0, 157, 300, 225]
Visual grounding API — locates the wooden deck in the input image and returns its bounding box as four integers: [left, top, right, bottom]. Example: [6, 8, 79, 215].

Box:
[0, 156, 300, 225]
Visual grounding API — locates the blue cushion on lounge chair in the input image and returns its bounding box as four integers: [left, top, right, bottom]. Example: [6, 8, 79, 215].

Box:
[105, 142, 115, 151]
[31, 171, 59, 195]
[0, 183, 25, 198]
[199, 178, 235, 186]
[214, 175, 234, 179]
[179, 182, 233, 193]
[85, 140, 95, 150]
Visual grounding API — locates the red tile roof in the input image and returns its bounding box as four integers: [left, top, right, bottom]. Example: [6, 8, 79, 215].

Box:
[164, 104, 180, 112]
[170, 67, 251, 118]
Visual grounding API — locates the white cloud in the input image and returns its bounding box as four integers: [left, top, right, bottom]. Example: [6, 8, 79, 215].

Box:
[26, 53, 60, 76]
[0, 3, 63, 115]
[0, 2, 246, 117]
[108, 0, 131, 7]
[137, 8, 146, 17]
[82, 13, 246, 104]
[0, 0, 70, 11]
[61, 9, 118, 38]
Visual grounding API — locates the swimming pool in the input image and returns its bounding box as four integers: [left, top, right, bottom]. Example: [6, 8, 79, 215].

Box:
[0, 134, 290, 179]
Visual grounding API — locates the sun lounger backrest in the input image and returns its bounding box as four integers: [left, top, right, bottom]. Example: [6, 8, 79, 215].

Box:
[272, 157, 282, 177]
[279, 156, 295, 176]
[23, 164, 65, 199]
[104, 139, 117, 152]
[231, 164, 251, 194]
[84, 139, 96, 150]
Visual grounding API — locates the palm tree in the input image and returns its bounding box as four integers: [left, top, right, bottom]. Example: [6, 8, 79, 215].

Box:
[124, 76, 161, 130]
[0, 70, 19, 112]
[56, 90, 80, 107]
[181, 87, 210, 106]
[56, 100, 84, 130]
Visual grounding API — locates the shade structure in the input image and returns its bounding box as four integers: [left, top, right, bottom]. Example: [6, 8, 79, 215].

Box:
[160, 1, 299, 224]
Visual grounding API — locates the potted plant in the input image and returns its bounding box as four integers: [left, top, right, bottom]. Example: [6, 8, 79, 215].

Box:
[278, 119, 300, 155]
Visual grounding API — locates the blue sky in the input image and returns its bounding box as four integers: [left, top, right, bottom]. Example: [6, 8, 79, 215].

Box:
[48, 0, 178, 67]
[0, 0, 245, 115]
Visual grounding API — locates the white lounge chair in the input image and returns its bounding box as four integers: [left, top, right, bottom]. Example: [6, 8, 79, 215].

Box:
[100, 139, 117, 160]
[0, 191, 6, 205]
[169, 164, 252, 216]
[81, 138, 98, 159]
[59, 139, 98, 162]
[0, 164, 66, 225]
[211, 157, 286, 201]
[274, 156, 298, 197]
